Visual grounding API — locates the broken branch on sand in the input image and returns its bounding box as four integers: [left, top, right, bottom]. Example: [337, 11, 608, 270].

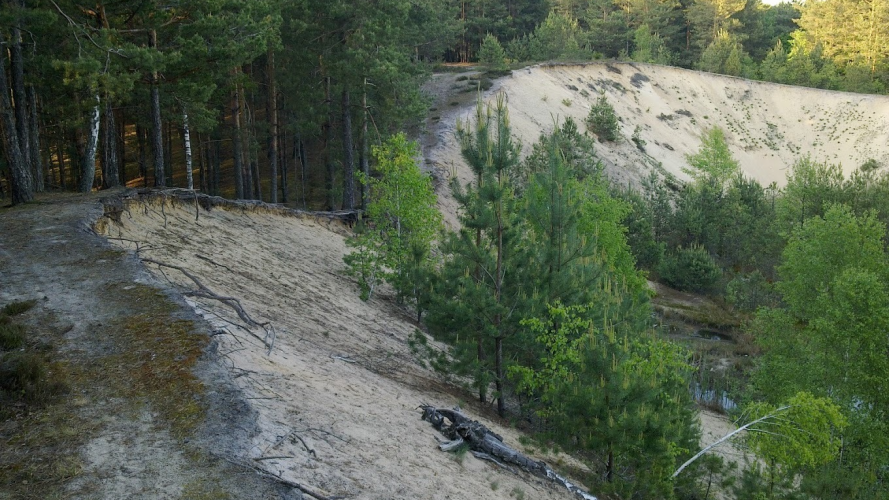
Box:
[140, 257, 276, 354]
[420, 405, 598, 500]
[223, 457, 338, 500]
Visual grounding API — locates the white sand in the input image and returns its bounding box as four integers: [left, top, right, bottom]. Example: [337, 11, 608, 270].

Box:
[100, 201, 589, 500]
[425, 62, 889, 206]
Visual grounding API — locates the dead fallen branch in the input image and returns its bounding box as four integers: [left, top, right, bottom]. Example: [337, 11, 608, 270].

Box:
[140, 257, 276, 354]
[420, 405, 598, 500]
[223, 457, 339, 500]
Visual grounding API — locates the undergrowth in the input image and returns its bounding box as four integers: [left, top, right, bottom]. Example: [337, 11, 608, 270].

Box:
[0, 284, 210, 499]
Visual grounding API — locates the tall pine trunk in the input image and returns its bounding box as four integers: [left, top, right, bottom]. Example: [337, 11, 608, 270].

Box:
[324, 76, 335, 210]
[0, 40, 33, 204]
[164, 121, 173, 186]
[182, 108, 193, 189]
[117, 109, 126, 185]
[27, 86, 43, 191]
[149, 29, 165, 187]
[196, 132, 205, 191]
[239, 78, 255, 199]
[266, 49, 278, 203]
[361, 78, 370, 209]
[102, 98, 120, 188]
[296, 131, 308, 209]
[212, 132, 221, 195]
[137, 124, 147, 187]
[280, 125, 288, 203]
[231, 68, 245, 199]
[10, 19, 31, 175]
[342, 88, 354, 210]
[56, 138, 66, 190]
[80, 96, 100, 192]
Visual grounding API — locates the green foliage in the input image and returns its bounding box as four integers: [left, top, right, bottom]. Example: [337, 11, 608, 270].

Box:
[777, 204, 885, 319]
[631, 125, 646, 151]
[751, 204, 889, 497]
[617, 187, 665, 271]
[0, 351, 49, 401]
[698, 30, 751, 76]
[525, 11, 591, 61]
[745, 392, 847, 471]
[513, 302, 698, 498]
[478, 34, 508, 70]
[631, 24, 673, 65]
[776, 156, 845, 234]
[659, 245, 722, 293]
[726, 271, 778, 312]
[1, 300, 36, 316]
[427, 94, 523, 409]
[0, 323, 26, 351]
[344, 133, 442, 311]
[684, 127, 739, 187]
[585, 94, 619, 142]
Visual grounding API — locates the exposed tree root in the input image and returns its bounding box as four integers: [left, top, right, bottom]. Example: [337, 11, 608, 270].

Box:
[420, 405, 598, 500]
[140, 257, 276, 354]
[101, 188, 360, 226]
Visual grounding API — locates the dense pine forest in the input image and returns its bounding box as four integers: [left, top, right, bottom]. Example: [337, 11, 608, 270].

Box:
[0, 0, 887, 206]
[2, 1, 889, 499]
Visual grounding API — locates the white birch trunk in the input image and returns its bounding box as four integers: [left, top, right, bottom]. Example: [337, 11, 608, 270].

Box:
[183, 108, 193, 190]
[80, 95, 100, 192]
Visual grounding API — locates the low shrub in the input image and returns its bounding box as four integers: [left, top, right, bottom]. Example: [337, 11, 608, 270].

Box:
[585, 95, 619, 142]
[0, 323, 26, 350]
[659, 245, 722, 293]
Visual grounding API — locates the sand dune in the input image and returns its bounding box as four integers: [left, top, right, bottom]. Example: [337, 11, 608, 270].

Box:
[425, 63, 889, 198]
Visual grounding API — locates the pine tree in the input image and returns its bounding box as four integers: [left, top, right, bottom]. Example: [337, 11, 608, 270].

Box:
[427, 94, 524, 416]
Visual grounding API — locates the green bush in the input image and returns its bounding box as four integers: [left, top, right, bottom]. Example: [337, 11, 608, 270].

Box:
[585, 95, 619, 142]
[0, 351, 47, 400]
[478, 33, 507, 71]
[0, 323, 26, 350]
[726, 271, 778, 312]
[659, 245, 722, 293]
[1, 300, 35, 316]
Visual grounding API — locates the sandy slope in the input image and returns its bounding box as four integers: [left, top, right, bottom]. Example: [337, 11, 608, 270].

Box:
[424, 63, 889, 201]
[98, 198, 588, 500]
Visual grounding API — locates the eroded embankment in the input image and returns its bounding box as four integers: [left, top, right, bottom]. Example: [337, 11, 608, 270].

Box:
[96, 192, 589, 500]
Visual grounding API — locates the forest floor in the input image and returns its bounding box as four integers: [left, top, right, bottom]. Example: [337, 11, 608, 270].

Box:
[0, 191, 301, 499]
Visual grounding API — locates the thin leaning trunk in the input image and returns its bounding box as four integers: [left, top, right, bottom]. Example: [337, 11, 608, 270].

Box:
[182, 108, 193, 190]
[80, 95, 100, 193]
[149, 30, 165, 187]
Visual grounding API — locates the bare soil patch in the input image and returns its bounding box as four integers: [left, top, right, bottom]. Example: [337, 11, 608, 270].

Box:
[0, 192, 298, 500]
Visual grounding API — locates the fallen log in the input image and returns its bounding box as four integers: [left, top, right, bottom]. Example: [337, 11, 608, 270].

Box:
[420, 405, 598, 500]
